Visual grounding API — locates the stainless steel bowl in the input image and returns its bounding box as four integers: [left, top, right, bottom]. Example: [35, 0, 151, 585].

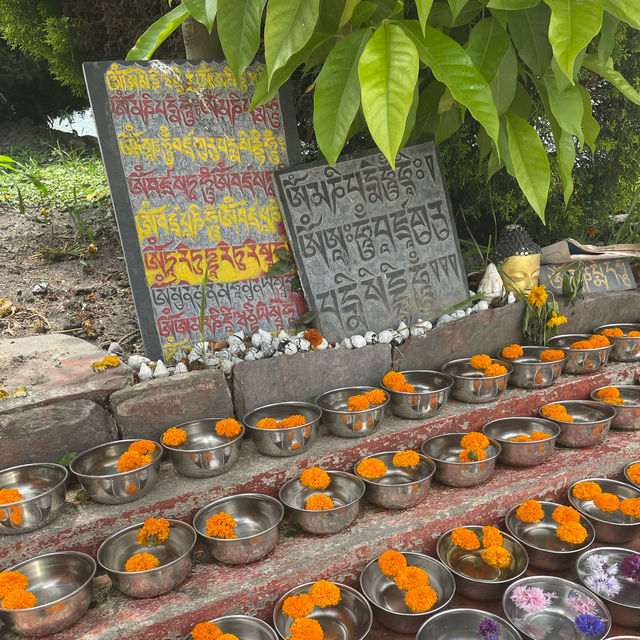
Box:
[273, 581, 372, 640]
[354, 451, 435, 510]
[96, 519, 195, 598]
[503, 575, 611, 640]
[162, 417, 243, 477]
[416, 607, 523, 640]
[421, 433, 501, 487]
[624, 460, 640, 489]
[590, 385, 640, 430]
[380, 370, 454, 419]
[481, 417, 560, 467]
[436, 525, 528, 600]
[359, 551, 455, 634]
[497, 346, 565, 389]
[504, 500, 595, 571]
[0, 551, 96, 637]
[243, 401, 321, 457]
[594, 323, 640, 361]
[536, 400, 616, 448]
[568, 477, 640, 543]
[547, 333, 613, 374]
[442, 358, 512, 404]
[183, 615, 278, 640]
[577, 546, 640, 628]
[193, 493, 283, 564]
[0, 463, 67, 535]
[315, 386, 389, 438]
[69, 439, 163, 504]
[279, 471, 365, 535]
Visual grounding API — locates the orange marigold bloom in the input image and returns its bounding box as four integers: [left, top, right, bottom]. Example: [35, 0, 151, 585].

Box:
[620, 498, 640, 518]
[484, 363, 508, 377]
[404, 585, 438, 613]
[398, 383, 416, 393]
[510, 435, 530, 442]
[0, 571, 28, 599]
[278, 415, 307, 429]
[378, 550, 407, 577]
[541, 404, 573, 422]
[206, 512, 238, 539]
[481, 546, 513, 569]
[256, 417, 278, 430]
[356, 457, 387, 479]
[137, 517, 170, 546]
[572, 481, 603, 501]
[162, 427, 188, 446]
[392, 450, 420, 467]
[552, 505, 581, 524]
[501, 344, 524, 359]
[628, 331, 640, 337]
[128, 440, 156, 455]
[190, 622, 223, 640]
[282, 593, 315, 618]
[597, 386, 621, 399]
[394, 565, 430, 591]
[570, 340, 592, 349]
[309, 580, 341, 607]
[602, 327, 624, 337]
[540, 349, 565, 362]
[529, 431, 551, 441]
[589, 334, 611, 347]
[459, 448, 487, 462]
[287, 617, 324, 640]
[0, 488, 23, 505]
[470, 354, 492, 370]
[460, 432, 490, 451]
[593, 492, 620, 512]
[2, 589, 37, 609]
[556, 522, 588, 544]
[117, 450, 152, 472]
[103, 355, 122, 367]
[215, 418, 242, 438]
[218, 632, 239, 640]
[364, 389, 387, 406]
[516, 499, 544, 523]
[124, 552, 159, 572]
[304, 328, 324, 347]
[627, 463, 640, 484]
[300, 467, 331, 491]
[347, 394, 370, 411]
[482, 526, 503, 548]
[9, 507, 22, 526]
[527, 285, 548, 308]
[451, 527, 481, 550]
[382, 370, 408, 391]
[305, 494, 334, 510]
[603, 397, 625, 405]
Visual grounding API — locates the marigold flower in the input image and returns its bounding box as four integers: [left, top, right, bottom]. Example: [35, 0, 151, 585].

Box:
[541, 404, 573, 422]
[103, 355, 121, 367]
[516, 499, 544, 523]
[116, 450, 152, 472]
[287, 617, 324, 640]
[394, 565, 430, 591]
[620, 498, 640, 518]
[481, 546, 512, 568]
[602, 327, 624, 337]
[501, 344, 524, 359]
[304, 328, 324, 347]
[206, 512, 237, 538]
[382, 370, 406, 389]
[552, 505, 581, 524]
[300, 467, 331, 491]
[0, 571, 28, 599]
[529, 431, 551, 441]
[2, 589, 37, 609]
[470, 354, 492, 370]
[627, 463, 640, 484]
[484, 363, 508, 377]
[556, 521, 588, 544]
[589, 334, 611, 347]
[404, 585, 438, 613]
[378, 550, 407, 576]
[482, 526, 503, 548]
[162, 427, 187, 446]
[460, 432, 490, 451]
[597, 386, 621, 399]
[392, 450, 420, 467]
[256, 418, 278, 430]
[459, 448, 486, 462]
[124, 552, 159, 572]
[540, 349, 565, 362]
[628, 331, 640, 337]
[451, 527, 481, 550]
[305, 494, 334, 510]
[347, 394, 370, 411]
[364, 389, 387, 405]
[356, 457, 387, 479]
[190, 621, 223, 640]
[546, 312, 568, 328]
[0, 488, 23, 505]
[128, 440, 156, 455]
[603, 397, 625, 405]
[309, 580, 341, 607]
[215, 418, 242, 438]
[137, 517, 170, 546]
[282, 593, 315, 618]
[510, 435, 530, 442]
[399, 383, 416, 392]
[527, 285, 548, 308]
[91, 361, 107, 372]
[278, 415, 307, 429]
[572, 481, 602, 501]
[593, 492, 620, 512]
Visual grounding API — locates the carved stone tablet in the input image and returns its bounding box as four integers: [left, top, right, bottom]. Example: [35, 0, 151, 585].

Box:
[540, 258, 637, 294]
[274, 142, 469, 340]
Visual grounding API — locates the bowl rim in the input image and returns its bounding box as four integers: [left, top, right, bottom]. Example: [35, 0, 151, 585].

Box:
[547, 333, 615, 353]
[481, 417, 561, 443]
[623, 460, 640, 488]
[0, 551, 96, 612]
[353, 451, 436, 487]
[0, 462, 68, 509]
[278, 470, 366, 513]
[183, 614, 277, 639]
[192, 493, 284, 542]
[436, 525, 529, 585]
[242, 401, 322, 431]
[590, 385, 640, 407]
[504, 500, 596, 554]
[69, 438, 163, 480]
[441, 357, 513, 379]
[421, 432, 502, 465]
[536, 399, 617, 422]
[594, 323, 640, 339]
[380, 370, 455, 395]
[314, 386, 390, 414]
[416, 606, 524, 639]
[568, 477, 640, 527]
[495, 345, 567, 364]
[160, 418, 244, 453]
[96, 518, 196, 575]
[359, 550, 455, 617]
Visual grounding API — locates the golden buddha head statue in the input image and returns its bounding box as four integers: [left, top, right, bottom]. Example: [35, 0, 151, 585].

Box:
[492, 224, 541, 296]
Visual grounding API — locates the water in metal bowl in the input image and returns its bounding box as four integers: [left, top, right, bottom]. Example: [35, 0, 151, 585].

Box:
[594, 323, 640, 362]
[590, 385, 640, 430]
[547, 334, 613, 374]
[380, 370, 454, 419]
[442, 358, 512, 404]
[498, 346, 565, 389]
[183, 615, 277, 640]
[416, 608, 523, 640]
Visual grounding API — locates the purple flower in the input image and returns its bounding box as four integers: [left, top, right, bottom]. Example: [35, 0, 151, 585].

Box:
[620, 554, 640, 582]
[509, 586, 557, 613]
[477, 617, 500, 639]
[584, 573, 622, 598]
[574, 614, 606, 635]
[567, 590, 598, 615]
[585, 554, 618, 577]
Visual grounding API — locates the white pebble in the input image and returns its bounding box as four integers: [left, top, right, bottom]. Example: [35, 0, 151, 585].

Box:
[377, 329, 394, 344]
[397, 321, 410, 339]
[32, 282, 48, 295]
[277, 330, 289, 342]
[254, 350, 264, 360]
[436, 314, 454, 326]
[219, 359, 234, 374]
[364, 331, 378, 344]
[138, 362, 153, 380]
[174, 362, 188, 374]
[296, 338, 311, 352]
[410, 326, 426, 337]
[341, 337, 353, 349]
[173, 348, 186, 363]
[465, 307, 472, 316]
[453, 309, 466, 319]
[244, 351, 256, 362]
[507, 291, 516, 304]
[351, 335, 366, 348]
[227, 334, 244, 347]
[316, 338, 329, 350]
[153, 361, 170, 378]
[284, 342, 298, 356]
[416, 320, 432, 331]
[108, 341, 123, 354]
[128, 354, 150, 370]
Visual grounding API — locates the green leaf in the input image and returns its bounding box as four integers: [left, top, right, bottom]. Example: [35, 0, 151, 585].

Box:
[358, 23, 419, 168]
[401, 84, 420, 147]
[301, 310, 319, 323]
[183, 0, 217, 31]
[218, 0, 266, 81]
[557, 130, 575, 205]
[507, 4, 552, 75]
[264, 0, 321, 85]
[583, 54, 640, 105]
[56, 452, 77, 467]
[490, 43, 517, 113]
[487, 0, 539, 6]
[352, 1, 378, 23]
[370, 0, 404, 21]
[413, 81, 445, 138]
[543, 70, 584, 143]
[603, 0, 640, 29]
[544, 0, 603, 83]
[487, 147, 505, 180]
[598, 11, 620, 66]
[127, 3, 190, 60]
[476, 126, 491, 161]
[339, 0, 362, 27]
[402, 22, 501, 152]
[577, 84, 600, 151]
[448, 0, 470, 22]
[314, 29, 372, 165]
[436, 106, 463, 143]
[505, 110, 550, 220]
[416, 0, 434, 33]
[511, 81, 532, 118]
[290, 276, 302, 292]
[465, 18, 510, 82]
[266, 260, 296, 277]
[276, 248, 294, 262]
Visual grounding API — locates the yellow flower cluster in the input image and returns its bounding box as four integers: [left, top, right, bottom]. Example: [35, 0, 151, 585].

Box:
[91, 355, 121, 373]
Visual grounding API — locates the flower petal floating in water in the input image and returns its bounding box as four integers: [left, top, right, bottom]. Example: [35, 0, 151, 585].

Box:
[300, 467, 331, 491]
[470, 354, 492, 370]
[282, 593, 315, 618]
[509, 585, 557, 613]
[287, 617, 324, 640]
[460, 432, 490, 451]
[620, 554, 640, 582]
[124, 552, 159, 572]
[356, 457, 387, 479]
[556, 522, 588, 544]
[162, 427, 187, 446]
[364, 389, 387, 406]
[137, 517, 170, 546]
[404, 585, 438, 613]
[451, 527, 481, 550]
[572, 481, 603, 501]
[0, 570, 28, 599]
[392, 450, 420, 467]
[305, 494, 334, 511]
[189, 621, 223, 640]
[501, 344, 523, 359]
[574, 613, 606, 636]
[394, 565, 429, 591]
[309, 579, 341, 607]
[215, 418, 242, 438]
[481, 546, 512, 569]
[516, 499, 544, 523]
[378, 550, 407, 577]
[477, 617, 501, 639]
[1, 589, 37, 609]
[205, 512, 237, 539]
